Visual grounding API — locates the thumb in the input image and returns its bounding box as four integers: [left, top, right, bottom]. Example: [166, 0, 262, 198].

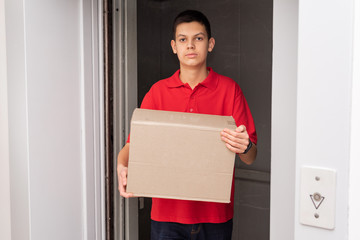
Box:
[236, 125, 246, 133]
[121, 169, 128, 185]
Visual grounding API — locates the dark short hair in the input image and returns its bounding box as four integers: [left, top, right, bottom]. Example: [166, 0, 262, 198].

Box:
[172, 10, 211, 40]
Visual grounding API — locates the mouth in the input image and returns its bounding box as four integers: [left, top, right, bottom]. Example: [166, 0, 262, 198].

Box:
[186, 53, 198, 58]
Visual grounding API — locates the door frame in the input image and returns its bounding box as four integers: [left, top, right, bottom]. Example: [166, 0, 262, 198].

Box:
[114, 0, 360, 239]
[113, 0, 138, 239]
[114, 0, 299, 239]
[272, 0, 359, 239]
[270, 0, 298, 239]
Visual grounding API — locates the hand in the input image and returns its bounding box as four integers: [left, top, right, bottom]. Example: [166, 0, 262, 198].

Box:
[117, 166, 134, 198]
[220, 125, 251, 154]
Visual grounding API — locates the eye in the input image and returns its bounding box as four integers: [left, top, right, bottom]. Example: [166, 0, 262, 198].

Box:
[196, 37, 203, 41]
[178, 38, 186, 42]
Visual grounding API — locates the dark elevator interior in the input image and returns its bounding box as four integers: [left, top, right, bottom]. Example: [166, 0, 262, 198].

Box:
[136, 0, 272, 239]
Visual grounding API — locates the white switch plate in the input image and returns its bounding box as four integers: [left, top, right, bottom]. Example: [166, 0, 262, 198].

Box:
[300, 166, 336, 230]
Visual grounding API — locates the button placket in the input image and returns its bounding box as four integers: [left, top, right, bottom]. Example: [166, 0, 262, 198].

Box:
[188, 92, 196, 113]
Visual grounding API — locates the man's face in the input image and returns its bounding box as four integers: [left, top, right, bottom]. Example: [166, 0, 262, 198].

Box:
[171, 21, 215, 69]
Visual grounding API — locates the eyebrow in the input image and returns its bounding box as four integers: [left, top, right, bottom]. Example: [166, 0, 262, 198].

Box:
[176, 32, 206, 38]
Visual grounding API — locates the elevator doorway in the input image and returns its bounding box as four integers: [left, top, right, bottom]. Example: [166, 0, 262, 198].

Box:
[113, 0, 273, 239]
[136, 1, 272, 239]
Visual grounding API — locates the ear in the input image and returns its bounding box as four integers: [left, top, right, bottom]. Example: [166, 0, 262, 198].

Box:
[171, 40, 177, 54]
[208, 37, 215, 52]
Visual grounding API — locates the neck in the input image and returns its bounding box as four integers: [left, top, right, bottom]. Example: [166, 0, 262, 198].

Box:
[179, 65, 209, 89]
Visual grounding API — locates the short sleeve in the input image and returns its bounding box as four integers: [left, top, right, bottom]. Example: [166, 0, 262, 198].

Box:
[140, 90, 155, 110]
[232, 86, 257, 145]
[126, 89, 155, 143]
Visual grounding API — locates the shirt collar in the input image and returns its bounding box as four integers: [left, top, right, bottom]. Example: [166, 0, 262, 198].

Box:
[167, 67, 218, 90]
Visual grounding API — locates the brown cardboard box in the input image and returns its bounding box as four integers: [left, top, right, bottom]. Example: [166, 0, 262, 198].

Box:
[127, 108, 236, 203]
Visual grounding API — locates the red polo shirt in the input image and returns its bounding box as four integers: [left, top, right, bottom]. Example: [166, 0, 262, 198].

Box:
[134, 67, 257, 224]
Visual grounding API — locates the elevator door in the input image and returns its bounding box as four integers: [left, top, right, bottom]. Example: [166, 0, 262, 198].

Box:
[137, 1, 272, 239]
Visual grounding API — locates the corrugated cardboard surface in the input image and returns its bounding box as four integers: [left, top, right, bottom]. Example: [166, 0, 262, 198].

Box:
[127, 108, 236, 203]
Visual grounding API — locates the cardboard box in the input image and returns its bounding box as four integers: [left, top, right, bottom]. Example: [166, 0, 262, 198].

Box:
[127, 108, 236, 203]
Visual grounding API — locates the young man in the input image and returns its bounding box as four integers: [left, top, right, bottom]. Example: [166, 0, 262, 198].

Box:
[117, 10, 257, 240]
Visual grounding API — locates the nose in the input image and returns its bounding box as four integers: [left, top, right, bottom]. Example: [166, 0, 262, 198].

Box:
[187, 39, 195, 49]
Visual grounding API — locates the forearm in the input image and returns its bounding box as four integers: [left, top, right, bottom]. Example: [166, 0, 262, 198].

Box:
[117, 143, 130, 170]
[239, 143, 257, 165]
[117, 143, 134, 197]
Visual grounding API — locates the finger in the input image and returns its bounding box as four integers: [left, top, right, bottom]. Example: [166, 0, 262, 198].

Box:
[222, 128, 247, 138]
[124, 193, 134, 198]
[122, 176, 127, 186]
[120, 191, 134, 198]
[221, 128, 237, 138]
[221, 130, 248, 144]
[221, 135, 247, 150]
[119, 181, 133, 198]
[221, 133, 239, 144]
[221, 128, 231, 135]
[120, 187, 134, 198]
[221, 130, 248, 150]
[236, 125, 246, 133]
[225, 142, 246, 154]
[120, 169, 128, 186]
[118, 179, 134, 198]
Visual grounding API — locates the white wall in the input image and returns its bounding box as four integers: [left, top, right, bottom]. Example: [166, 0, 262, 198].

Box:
[272, 0, 358, 239]
[2, 0, 104, 239]
[0, 0, 12, 239]
[349, 0, 360, 239]
[3, 0, 358, 240]
[295, 0, 353, 238]
[270, 0, 298, 239]
[5, 0, 31, 238]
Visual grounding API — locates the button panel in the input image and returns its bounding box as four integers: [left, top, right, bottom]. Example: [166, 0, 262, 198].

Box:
[300, 166, 336, 230]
